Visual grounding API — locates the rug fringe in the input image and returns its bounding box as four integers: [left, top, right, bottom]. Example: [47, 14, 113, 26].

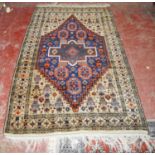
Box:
[4, 130, 148, 139]
[36, 3, 111, 8]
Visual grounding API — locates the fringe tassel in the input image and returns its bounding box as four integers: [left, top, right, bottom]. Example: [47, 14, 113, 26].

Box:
[36, 3, 111, 8]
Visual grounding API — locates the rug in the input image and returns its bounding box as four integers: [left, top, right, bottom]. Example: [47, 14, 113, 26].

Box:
[53, 135, 155, 153]
[5, 5, 147, 134]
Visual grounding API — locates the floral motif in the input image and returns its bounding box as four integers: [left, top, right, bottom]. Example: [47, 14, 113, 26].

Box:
[57, 136, 155, 153]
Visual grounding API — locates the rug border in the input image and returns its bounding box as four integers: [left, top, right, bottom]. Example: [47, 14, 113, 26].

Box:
[3, 8, 38, 135]
[108, 9, 148, 131]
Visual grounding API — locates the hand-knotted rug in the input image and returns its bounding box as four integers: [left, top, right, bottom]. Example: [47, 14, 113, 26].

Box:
[5, 4, 148, 135]
[53, 135, 155, 153]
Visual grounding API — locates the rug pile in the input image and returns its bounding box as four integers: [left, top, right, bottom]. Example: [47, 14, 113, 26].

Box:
[5, 5, 147, 135]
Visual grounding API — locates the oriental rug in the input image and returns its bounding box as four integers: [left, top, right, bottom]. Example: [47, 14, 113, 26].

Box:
[54, 135, 155, 153]
[5, 5, 148, 134]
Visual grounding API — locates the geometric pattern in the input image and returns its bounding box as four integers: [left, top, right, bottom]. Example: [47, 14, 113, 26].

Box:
[5, 7, 147, 134]
[48, 40, 97, 66]
[36, 15, 110, 112]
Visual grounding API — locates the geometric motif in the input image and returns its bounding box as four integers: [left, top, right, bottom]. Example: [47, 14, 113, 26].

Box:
[5, 7, 147, 134]
[36, 15, 110, 111]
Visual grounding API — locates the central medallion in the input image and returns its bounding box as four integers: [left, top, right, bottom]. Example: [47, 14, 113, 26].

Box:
[48, 40, 97, 66]
[37, 15, 110, 112]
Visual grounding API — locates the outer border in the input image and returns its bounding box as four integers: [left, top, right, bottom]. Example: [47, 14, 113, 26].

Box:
[3, 7, 37, 134]
[108, 9, 148, 130]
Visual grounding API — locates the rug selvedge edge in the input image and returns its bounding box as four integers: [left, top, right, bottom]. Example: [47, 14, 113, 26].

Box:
[3, 8, 38, 134]
[107, 8, 148, 130]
